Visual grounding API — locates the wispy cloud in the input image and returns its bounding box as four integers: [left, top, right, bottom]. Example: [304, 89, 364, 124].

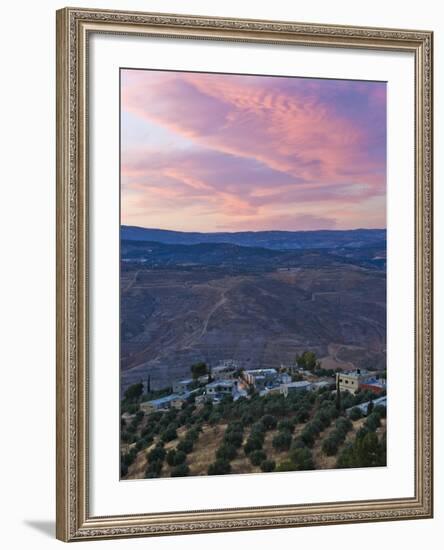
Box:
[121, 69, 386, 231]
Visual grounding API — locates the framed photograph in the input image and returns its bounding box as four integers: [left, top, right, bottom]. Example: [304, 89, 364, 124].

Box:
[56, 7, 433, 541]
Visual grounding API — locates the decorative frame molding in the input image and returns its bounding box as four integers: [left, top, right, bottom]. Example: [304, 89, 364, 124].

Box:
[56, 7, 433, 542]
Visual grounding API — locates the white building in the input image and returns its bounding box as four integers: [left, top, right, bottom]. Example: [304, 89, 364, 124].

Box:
[279, 372, 292, 385]
[346, 395, 387, 416]
[211, 361, 239, 380]
[243, 369, 278, 390]
[205, 380, 236, 399]
[280, 380, 312, 397]
[173, 378, 195, 394]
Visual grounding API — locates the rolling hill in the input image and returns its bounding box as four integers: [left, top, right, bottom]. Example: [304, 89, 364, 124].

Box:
[120, 229, 386, 391]
[121, 225, 386, 251]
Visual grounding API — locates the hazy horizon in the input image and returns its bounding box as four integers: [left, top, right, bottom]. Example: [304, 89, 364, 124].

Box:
[121, 69, 386, 233]
[121, 224, 387, 234]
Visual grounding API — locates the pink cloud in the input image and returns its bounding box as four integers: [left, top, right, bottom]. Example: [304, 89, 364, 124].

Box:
[216, 213, 337, 232]
[121, 70, 386, 231]
[122, 146, 382, 231]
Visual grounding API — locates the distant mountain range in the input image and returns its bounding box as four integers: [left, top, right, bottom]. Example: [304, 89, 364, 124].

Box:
[121, 239, 386, 272]
[120, 225, 386, 390]
[121, 225, 386, 251]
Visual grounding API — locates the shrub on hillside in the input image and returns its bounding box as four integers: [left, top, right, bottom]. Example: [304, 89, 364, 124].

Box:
[249, 450, 267, 466]
[223, 429, 243, 448]
[216, 443, 237, 461]
[177, 438, 194, 454]
[276, 460, 297, 472]
[364, 412, 381, 432]
[208, 459, 231, 475]
[171, 463, 190, 477]
[244, 433, 264, 455]
[145, 459, 163, 477]
[166, 449, 187, 467]
[121, 448, 137, 470]
[336, 431, 386, 468]
[260, 459, 276, 472]
[135, 436, 153, 452]
[335, 416, 353, 436]
[290, 447, 315, 470]
[349, 407, 363, 421]
[272, 431, 292, 451]
[300, 422, 321, 447]
[186, 426, 202, 442]
[374, 404, 387, 418]
[277, 419, 295, 433]
[261, 414, 278, 430]
[322, 433, 342, 456]
[208, 411, 222, 425]
[147, 445, 166, 463]
[250, 421, 266, 436]
[223, 422, 244, 448]
[160, 426, 178, 443]
[294, 407, 310, 423]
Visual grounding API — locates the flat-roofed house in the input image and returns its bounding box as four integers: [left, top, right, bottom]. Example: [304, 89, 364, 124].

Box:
[279, 372, 292, 385]
[205, 380, 236, 399]
[243, 369, 278, 390]
[212, 366, 237, 380]
[173, 378, 195, 394]
[170, 395, 187, 409]
[280, 380, 312, 397]
[140, 394, 180, 412]
[211, 360, 241, 380]
[336, 369, 374, 395]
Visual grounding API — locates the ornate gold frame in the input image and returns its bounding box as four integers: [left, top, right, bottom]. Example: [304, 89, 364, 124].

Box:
[56, 7, 433, 542]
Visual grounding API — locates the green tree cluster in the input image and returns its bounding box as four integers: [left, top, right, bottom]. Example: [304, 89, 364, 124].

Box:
[123, 382, 144, 402]
[166, 449, 187, 467]
[190, 362, 208, 380]
[208, 459, 231, 475]
[295, 351, 318, 371]
[321, 416, 353, 456]
[145, 443, 166, 478]
[336, 407, 386, 468]
[336, 431, 386, 468]
[260, 459, 276, 472]
[272, 430, 292, 452]
[276, 440, 314, 472]
[244, 422, 266, 455]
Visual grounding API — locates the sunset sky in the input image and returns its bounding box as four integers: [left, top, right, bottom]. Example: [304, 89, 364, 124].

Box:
[121, 69, 386, 232]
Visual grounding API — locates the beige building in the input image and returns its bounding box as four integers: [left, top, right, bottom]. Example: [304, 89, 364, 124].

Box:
[336, 369, 372, 394]
[140, 393, 185, 412]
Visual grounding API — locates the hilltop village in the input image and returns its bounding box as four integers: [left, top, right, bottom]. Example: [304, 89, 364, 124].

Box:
[138, 359, 385, 412]
[121, 352, 386, 479]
